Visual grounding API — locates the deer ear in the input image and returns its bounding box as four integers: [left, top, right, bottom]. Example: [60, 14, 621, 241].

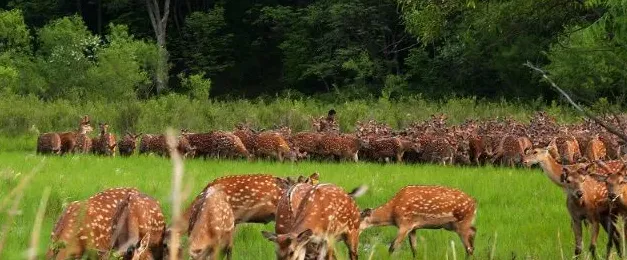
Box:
[261, 231, 277, 242]
[361, 208, 373, 219]
[309, 172, 320, 184]
[296, 229, 313, 244]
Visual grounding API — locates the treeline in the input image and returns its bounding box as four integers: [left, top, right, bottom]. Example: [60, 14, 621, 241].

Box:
[0, 0, 626, 102]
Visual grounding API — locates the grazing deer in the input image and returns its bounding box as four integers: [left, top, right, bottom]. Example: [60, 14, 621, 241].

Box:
[179, 173, 321, 235]
[273, 181, 368, 260]
[360, 185, 477, 257]
[58, 115, 93, 154]
[186, 131, 250, 160]
[139, 133, 196, 158]
[255, 132, 295, 162]
[92, 123, 117, 156]
[187, 186, 235, 260]
[262, 183, 365, 260]
[111, 192, 167, 260]
[37, 132, 62, 155]
[290, 132, 323, 158]
[46, 187, 140, 259]
[560, 165, 621, 258]
[118, 132, 143, 157]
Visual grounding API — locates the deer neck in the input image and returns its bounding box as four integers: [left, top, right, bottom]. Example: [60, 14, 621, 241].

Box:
[538, 155, 565, 188]
[362, 202, 394, 228]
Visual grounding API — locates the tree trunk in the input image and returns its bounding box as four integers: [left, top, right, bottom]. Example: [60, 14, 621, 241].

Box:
[146, 0, 171, 95]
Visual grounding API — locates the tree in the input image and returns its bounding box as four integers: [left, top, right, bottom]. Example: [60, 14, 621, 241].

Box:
[145, 0, 171, 95]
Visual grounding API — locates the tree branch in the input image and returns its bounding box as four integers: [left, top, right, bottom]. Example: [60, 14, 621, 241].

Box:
[524, 61, 627, 142]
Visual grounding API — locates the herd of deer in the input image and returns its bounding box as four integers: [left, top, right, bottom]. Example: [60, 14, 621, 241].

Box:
[46, 173, 478, 259]
[35, 112, 627, 166]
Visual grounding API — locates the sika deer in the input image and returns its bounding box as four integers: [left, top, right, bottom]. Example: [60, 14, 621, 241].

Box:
[187, 186, 235, 260]
[118, 132, 143, 157]
[560, 166, 621, 258]
[37, 132, 62, 155]
[46, 187, 140, 259]
[273, 182, 368, 260]
[92, 123, 117, 156]
[111, 192, 167, 260]
[360, 185, 477, 257]
[58, 115, 94, 154]
[262, 183, 365, 260]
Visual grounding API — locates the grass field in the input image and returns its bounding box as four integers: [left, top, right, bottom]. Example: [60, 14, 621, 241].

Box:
[0, 151, 611, 260]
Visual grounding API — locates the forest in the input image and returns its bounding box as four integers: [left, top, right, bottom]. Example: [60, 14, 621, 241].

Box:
[0, 0, 625, 104]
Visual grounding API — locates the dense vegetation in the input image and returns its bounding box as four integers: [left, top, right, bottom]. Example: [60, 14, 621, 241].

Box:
[0, 0, 626, 103]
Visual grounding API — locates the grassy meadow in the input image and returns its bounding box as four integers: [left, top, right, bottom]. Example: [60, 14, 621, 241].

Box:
[0, 150, 607, 260]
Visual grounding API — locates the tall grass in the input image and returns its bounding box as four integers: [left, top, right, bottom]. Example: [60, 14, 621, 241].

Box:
[0, 151, 610, 259]
[0, 94, 582, 138]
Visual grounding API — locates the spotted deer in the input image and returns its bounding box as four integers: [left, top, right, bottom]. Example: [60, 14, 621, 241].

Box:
[92, 123, 117, 156]
[273, 181, 368, 260]
[46, 187, 140, 259]
[490, 135, 528, 167]
[585, 135, 608, 162]
[362, 137, 421, 163]
[549, 135, 582, 165]
[262, 183, 365, 260]
[360, 185, 477, 257]
[560, 165, 621, 257]
[118, 133, 143, 157]
[522, 148, 625, 187]
[179, 173, 321, 236]
[37, 132, 62, 155]
[111, 192, 167, 260]
[58, 115, 94, 154]
[254, 132, 296, 162]
[290, 132, 322, 158]
[139, 133, 196, 158]
[186, 131, 250, 159]
[76, 132, 92, 154]
[187, 186, 235, 260]
[318, 133, 369, 162]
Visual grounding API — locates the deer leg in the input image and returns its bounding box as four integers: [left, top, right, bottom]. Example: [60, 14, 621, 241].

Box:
[572, 217, 583, 256]
[345, 231, 359, 260]
[352, 152, 359, 163]
[408, 229, 418, 258]
[389, 226, 411, 254]
[590, 220, 600, 258]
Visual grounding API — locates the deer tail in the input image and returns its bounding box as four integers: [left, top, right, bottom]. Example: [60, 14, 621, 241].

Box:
[348, 185, 369, 198]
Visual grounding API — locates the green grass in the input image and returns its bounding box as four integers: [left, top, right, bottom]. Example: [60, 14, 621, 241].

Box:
[0, 151, 611, 260]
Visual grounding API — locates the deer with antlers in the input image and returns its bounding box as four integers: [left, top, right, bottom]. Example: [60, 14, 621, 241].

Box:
[262, 183, 367, 260]
[360, 185, 477, 257]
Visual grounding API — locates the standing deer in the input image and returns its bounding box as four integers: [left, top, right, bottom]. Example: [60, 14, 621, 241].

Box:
[46, 188, 140, 259]
[187, 186, 235, 260]
[360, 185, 477, 257]
[58, 115, 93, 154]
[118, 132, 143, 157]
[37, 132, 62, 155]
[92, 123, 117, 156]
[262, 183, 365, 260]
[560, 165, 621, 258]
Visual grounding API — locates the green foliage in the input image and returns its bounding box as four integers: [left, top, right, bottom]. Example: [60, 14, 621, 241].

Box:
[545, 0, 627, 102]
[179, 72, 212, 100]
[0, 9, 30, 52]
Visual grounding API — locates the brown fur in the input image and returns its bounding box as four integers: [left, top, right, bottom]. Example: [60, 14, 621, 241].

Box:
[262, 183, 363, 260]
[419, 136, 455, 165]
[290, 132, 323, 157]
[187, 186, 234, 260]
[112, 193, 167, 260]
[586, 135, 607, 162]
[92, 123, 117, 156]
[118, 133, 142, 157]
[75, 134, 92, 154]
[318, 133, 368, 162]
[186, 131, 249, 159]
[254, 132, 294, 162]
[58, 115, 93, 154]
[491, 135, 527, 167]
[363, 137, 420, 163]
[37, 132, 62, 155]
[138, 134, 195, 158]
[360, 185, 477, 257]
[46, 188, 140, 259]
